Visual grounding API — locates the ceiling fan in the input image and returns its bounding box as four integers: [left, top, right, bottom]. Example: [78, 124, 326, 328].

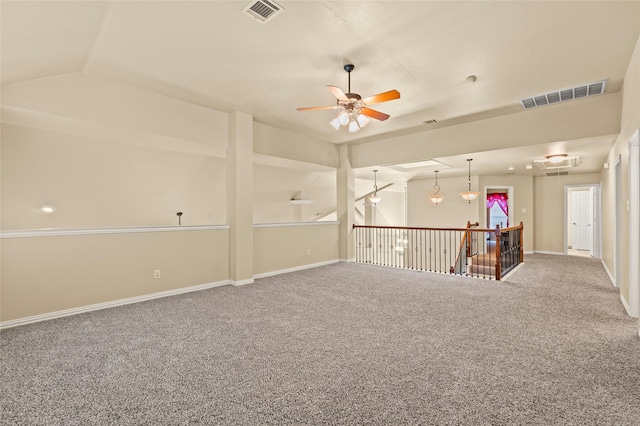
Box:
[297, 64, 400, 132]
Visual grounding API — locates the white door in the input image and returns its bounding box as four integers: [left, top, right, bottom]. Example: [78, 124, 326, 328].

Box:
[571, 190, 592, 251]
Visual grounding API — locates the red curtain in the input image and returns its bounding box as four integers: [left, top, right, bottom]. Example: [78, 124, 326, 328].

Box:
[487, 193, 508, 226]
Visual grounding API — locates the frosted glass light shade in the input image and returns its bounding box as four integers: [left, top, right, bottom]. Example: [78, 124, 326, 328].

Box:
[356, 114, 369, 128]
[368, 195, 382, 204]
[348, 120, 359, 132]
[429, 194, 444, 205]
[338, 111, 350, 125]
[460, 191, 480, 202]
[329, 117, 341, 130]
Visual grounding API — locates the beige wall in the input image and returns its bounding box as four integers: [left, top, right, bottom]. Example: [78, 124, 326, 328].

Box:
[1, 124, 226, 229]
[408, 175, 481, 228]
[253, 163, 336, 224]
[534, 173, 601, 254]
[350, 93, 621, 169]
[253, 223, 339, 276]
[254, 122, 339, 169]
[602, 34, 640, 303]
[1, 229, 229, 323]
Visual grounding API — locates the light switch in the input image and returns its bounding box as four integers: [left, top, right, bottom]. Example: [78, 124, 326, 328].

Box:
[521, 208, 527, 213]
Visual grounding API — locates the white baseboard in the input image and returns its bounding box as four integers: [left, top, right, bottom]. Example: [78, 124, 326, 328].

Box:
[229, 279, 254, 286]
[340, 258, 356, 263]
[621, 294, 631, 316]
[253, 259, 340, 280]
[524, 251, 534, 255]
[601, 259, 616, 287]
[0, 279, 230, 330]
[533, 250, 566, 256]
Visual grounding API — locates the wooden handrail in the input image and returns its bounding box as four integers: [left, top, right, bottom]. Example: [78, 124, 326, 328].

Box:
[354, 224, 487, 232]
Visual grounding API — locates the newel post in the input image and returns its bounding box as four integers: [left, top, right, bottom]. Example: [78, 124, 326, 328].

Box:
[519, 222, 524, 263]
[495, 225, 502, 281]
[466, 221, 472, 257]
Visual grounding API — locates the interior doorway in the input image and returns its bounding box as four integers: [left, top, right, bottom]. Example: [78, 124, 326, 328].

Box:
[483, 186, 514, 248]
[567, 187, 593, 256]
[564, 184, 600, 259]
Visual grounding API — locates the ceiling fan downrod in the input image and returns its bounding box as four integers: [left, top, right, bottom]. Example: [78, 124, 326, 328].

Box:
[344, 64, 354, 94]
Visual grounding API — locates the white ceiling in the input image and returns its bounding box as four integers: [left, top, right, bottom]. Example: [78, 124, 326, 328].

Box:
[2, 1, 639, 180]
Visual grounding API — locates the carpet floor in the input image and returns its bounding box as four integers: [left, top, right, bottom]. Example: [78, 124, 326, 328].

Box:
[1, 254, 639, 425]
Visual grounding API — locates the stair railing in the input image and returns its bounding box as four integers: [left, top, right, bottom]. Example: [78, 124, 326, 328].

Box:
[353, 222, 524, 281]
[450, 221, 479, 275]
[495, 222, 524, 280]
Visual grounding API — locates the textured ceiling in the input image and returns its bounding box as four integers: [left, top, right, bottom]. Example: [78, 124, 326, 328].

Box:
[1, 1, 639, 177]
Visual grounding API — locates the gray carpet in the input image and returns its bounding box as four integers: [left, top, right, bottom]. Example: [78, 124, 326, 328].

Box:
[1, 254, 639, 425]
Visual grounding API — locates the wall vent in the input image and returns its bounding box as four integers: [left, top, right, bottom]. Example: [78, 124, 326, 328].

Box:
[243, 0, 283, 23]
[545, 171, 570, 176]
[520, 80, 607, 110]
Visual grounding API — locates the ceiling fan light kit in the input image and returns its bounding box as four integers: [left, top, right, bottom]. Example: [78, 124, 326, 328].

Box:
[297, 64, 400, 133]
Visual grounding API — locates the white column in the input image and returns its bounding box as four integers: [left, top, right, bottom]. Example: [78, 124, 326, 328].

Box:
[337, 145, 355, 262]
[227, 111, 254, 285]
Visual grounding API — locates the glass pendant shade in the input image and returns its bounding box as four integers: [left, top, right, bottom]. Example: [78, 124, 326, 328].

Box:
[369, 169, 381, 204]
[430, 170, 444, 205]
[329, 117, 341, 130]
[460, 159, 479, 203]
[459, 191, 479, 202]
[338, 111, 350, 126]
[356, 113, 369, 128]
[430, 194, 444, 204]
[348, 119, 359, 132]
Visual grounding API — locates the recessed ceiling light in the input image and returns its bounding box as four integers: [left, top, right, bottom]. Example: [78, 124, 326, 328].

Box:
[40, 205, 56, 213]
[508, 166, 515, 171]
[526, 164, 533, 170]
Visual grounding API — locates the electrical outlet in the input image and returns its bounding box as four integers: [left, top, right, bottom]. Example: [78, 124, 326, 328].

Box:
[154, 269, 161, 279]
[307, 249, 311, 256]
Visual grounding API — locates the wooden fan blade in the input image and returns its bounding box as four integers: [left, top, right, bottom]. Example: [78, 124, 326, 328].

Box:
[362, 89, 400, 105]
[360, 107, 390, 121]
[297, 106, 338, 111]
[327, 85, 349, 101]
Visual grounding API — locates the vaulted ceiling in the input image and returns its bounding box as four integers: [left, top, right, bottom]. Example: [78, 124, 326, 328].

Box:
[2, 1, 639, 180]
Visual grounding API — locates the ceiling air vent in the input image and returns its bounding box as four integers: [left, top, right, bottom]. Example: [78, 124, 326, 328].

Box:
[520, 80, 607, 110]
[545, 171, 570, 176]
[423, 119, 438, 124]
[243, 0, 283, 23]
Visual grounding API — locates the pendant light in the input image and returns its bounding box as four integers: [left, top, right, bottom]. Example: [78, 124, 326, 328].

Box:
[459, 159, 479, 203]
[429, 170, 444, 205]
[368, 170, 382, 204]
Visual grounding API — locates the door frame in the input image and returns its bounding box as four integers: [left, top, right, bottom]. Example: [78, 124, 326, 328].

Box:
[564, 183, 600, 258]
[614, 155, 622, 289]
[628, 129, 639, 319]
[483, 186, 514, 230]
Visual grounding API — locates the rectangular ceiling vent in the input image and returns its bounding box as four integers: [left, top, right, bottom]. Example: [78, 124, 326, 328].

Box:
[545, 171, 570, 176]
[520, 80, 607, 110]
[243, 0, 283, 23]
